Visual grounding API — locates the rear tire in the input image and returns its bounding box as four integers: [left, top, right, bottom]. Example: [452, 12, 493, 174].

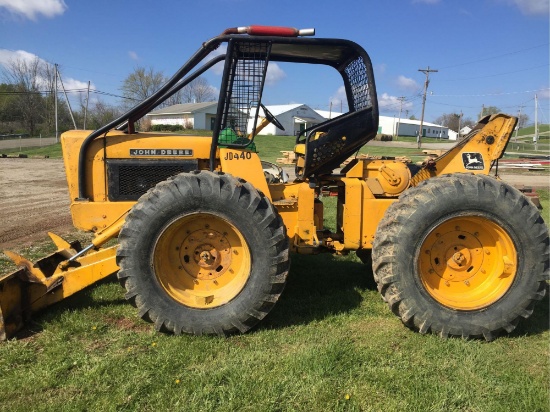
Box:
[117, 171, 290, 335]
[372, 174, 548, 341]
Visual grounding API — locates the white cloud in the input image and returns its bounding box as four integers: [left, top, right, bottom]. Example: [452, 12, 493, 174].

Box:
[539, 88, 550, 99]
[207, 45, 227, 75]
[0, 0, 67, 20]
[0, 48, 94, 91]
[506, 0, 549, 15]
[396, 75, 420, 91]
[374, 63, 387, 76]
[63, 77, 91, 91]
[330, 86, 347, 108]
[205, 47, 285, 86]
[0, 48, 38, 66]
[378, 93, 413, 111]
[265, 62, 285, 86]
[128, 51, 139, 61]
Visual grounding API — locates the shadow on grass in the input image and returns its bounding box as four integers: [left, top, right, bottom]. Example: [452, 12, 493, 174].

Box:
[260, 253, 377, 331]
[510, 285, 550, 338]
[14, 256, 548, 340]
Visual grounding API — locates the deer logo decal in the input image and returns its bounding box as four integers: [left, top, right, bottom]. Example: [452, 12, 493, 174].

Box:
[462, 152, 484, 170]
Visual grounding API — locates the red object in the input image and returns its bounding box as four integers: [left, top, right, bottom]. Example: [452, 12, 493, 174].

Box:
[221, 26, 315, 37]
[247, 25, 299, 37]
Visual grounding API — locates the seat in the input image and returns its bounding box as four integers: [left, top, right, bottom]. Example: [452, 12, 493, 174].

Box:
[295, 107, 377, 179]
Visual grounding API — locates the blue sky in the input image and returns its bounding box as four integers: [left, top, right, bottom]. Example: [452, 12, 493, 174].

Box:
[0, 0, 548, 125]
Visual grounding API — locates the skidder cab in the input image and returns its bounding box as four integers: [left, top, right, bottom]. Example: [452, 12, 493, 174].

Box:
[1, 26, 547, 342]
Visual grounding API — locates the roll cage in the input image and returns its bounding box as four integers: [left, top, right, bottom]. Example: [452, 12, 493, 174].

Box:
[77, 27, 379, 199]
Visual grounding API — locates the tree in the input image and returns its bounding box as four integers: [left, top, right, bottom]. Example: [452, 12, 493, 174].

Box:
[480, 105, 501, 117]
[121, 66, 165, 108]
[1, 57, 46, 136]
[518, 113, 529, 129]
[0, 83, 20, 132]
[434, 112, 474, 132]
[180, 77, 216, 103]
[121, 67, 215, 110]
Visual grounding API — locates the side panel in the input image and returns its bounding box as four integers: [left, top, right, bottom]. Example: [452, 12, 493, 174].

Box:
[219, 148, 271, 200]
[61, 131, 214, 232]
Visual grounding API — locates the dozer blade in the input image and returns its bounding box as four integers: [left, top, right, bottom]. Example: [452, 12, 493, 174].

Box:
[0, 233, 118, 340]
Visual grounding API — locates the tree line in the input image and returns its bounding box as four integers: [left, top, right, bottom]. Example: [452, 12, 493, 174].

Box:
[434, 106, 529, 135]
[1, 56, 530, 137]
[0, 56, 215, 137]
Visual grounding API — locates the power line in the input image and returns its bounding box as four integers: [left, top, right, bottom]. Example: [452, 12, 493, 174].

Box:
[439, 43, 549, 70]
[439, 63, 549, 82]
[430, 88, 550, 98]
[0, 88, 139, 101]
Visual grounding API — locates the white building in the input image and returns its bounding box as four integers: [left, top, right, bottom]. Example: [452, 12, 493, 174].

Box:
[378, 116, 449, 139]
[146, 102, 218, 130]
[248, 104, 326, 136]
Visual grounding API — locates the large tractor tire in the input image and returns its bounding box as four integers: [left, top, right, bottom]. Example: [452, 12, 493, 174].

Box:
[117, 171, 290, 335]
[372, 173, 548, 341]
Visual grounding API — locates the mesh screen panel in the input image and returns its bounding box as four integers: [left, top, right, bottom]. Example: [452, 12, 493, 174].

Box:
[343, 57, 371, 111]
[220, 42, 269, 144]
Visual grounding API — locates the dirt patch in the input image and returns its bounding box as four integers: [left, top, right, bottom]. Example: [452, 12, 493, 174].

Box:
[0, 158, 73, 250]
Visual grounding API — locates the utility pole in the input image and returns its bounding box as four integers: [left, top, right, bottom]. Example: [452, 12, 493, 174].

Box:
[514, 105, 524, 143]
[479, 104, 485, 120]
[457, 111, 462, 140]
[396, 96, 405, 140]
[534, 94, 538, 148]
[54, 64, 58, 143]
[417, 67, 438, 148]
[57, 69, 78, 130]
[83, 80, 91, 129]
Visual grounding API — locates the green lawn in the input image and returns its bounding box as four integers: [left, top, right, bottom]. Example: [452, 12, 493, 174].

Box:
[0, 191, 548, 411]
[517, 124, 550, 137]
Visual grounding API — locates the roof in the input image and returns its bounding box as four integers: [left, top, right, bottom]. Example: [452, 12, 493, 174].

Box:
[381, 115, 445, 128]
[315, 110, 343, 119]
[260, 104, 302, 116]
[148, 101, 217, 116]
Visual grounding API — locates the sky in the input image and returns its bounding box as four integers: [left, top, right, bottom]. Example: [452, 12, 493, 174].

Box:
[0, 0, 548, 125]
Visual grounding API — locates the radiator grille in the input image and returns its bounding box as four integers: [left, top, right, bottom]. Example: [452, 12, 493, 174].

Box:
[107, 160, 198, 201]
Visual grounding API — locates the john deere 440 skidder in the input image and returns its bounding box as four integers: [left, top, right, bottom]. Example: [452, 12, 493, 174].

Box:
[1, 26, 548, 341]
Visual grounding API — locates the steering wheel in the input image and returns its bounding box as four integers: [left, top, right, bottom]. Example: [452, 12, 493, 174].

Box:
[260, 103, 285, 131]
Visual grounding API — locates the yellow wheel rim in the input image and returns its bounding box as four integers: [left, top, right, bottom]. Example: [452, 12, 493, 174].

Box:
[153, 213, 251, 309]
[418, 216, 517, 310]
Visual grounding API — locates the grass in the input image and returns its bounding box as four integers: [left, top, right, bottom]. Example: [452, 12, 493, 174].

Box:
[0, 192, 548, 411]
[517, 124, 550, 137]
[1, 142, 63, 158]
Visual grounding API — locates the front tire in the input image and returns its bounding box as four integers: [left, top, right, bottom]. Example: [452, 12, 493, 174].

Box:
[117, 171, 290, 335]
[372, 174, 548, 341]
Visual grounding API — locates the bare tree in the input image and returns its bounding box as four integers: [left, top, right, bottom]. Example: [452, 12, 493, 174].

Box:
[2, 57, 46, 136]
[181, 77, 216, 103]
[434, 112, 474, 132]
[121, 67, 216, 112]
[121, 66, 165, 107]
[518, 113, 529, 129]
[480, 105, 501, 117]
